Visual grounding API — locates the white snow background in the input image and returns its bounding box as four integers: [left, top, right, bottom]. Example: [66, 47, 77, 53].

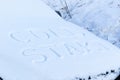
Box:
[0, 0, 120, 80]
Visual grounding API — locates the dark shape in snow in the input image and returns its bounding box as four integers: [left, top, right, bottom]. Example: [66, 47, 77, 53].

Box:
[115, 75, 120, 80]
[0, 77, 3, 80]
[55, 10, 62, 17]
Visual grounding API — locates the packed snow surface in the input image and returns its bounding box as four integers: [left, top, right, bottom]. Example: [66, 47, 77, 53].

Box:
[0, 0, 120, 80]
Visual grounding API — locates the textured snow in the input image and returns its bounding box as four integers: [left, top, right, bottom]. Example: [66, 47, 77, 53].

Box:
[0, 0, 120, 80]
[43, 0, 120, 48]
[70, 0, 120, 47]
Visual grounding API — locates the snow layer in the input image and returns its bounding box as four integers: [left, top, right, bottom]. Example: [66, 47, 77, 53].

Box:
[70, 0, 120, 48]
[0, 0, 120, 80]
[43, 0, 120, 48]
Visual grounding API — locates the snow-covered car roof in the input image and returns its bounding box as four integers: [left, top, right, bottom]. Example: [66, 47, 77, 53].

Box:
[0, 0, 120, 80]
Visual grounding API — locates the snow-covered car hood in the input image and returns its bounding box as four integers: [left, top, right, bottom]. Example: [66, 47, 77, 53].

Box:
[0, 0, 120, 80]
